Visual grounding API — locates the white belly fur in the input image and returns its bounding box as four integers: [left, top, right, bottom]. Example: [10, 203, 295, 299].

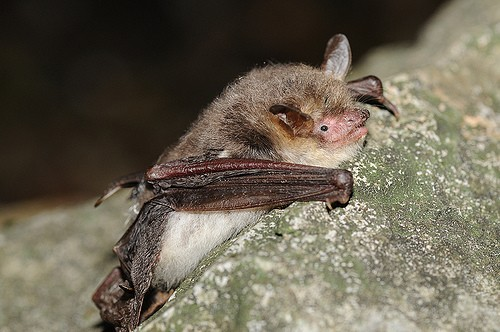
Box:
[152, 209, 266, 290]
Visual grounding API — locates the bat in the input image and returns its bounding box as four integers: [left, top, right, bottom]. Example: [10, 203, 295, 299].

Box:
[92, 34, 399, 331]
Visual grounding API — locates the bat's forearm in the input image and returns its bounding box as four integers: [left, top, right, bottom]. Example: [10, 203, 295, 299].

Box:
[148, 157, 353, 211]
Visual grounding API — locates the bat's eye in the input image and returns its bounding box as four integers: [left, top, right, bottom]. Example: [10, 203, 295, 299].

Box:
[320, 125, 329, 132]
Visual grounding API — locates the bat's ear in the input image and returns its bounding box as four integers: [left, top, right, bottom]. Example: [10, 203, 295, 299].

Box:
[321, 34, 351, 80]
[269, 104, 313, 137]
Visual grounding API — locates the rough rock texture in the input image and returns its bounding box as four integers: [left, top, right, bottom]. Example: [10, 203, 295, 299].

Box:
[0, 0, 499, 331]
[0, 194, 130, 332]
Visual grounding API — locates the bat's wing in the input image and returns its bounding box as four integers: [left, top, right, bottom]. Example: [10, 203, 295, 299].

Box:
[93, 157, 354, 331]
[94, 171, 144, 207]
[93, 199, 172, 331]
[146, 157, 354, 210]
[347, 75, 400, 118]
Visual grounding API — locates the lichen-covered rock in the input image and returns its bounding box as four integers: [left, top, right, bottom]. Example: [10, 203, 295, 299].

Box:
[142, 2, 500, 332]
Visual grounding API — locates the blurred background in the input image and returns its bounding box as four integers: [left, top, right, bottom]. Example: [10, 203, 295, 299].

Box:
[1, 0, 449, 206]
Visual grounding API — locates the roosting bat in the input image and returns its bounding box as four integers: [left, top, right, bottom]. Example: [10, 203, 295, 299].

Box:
[92, 34, 399, 331]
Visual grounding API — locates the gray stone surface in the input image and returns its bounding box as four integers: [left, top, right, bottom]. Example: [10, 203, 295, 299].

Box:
[1, 0, 499, 331]
[353, 0, 500, 79]
[0, 193, 130, 331]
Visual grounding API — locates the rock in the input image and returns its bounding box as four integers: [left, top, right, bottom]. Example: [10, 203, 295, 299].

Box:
[353, 0, 500, 79]
[0, 193, 130, 331]
[1, 0, 499, 331]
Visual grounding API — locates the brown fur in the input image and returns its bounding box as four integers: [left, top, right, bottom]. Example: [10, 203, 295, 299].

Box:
[159, 64, 353, 164]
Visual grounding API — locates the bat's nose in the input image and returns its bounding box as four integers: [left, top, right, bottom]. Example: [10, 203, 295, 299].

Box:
[345, 108, 370, 123]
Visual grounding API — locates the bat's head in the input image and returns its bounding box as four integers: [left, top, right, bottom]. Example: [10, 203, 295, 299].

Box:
[166, 34, 371, 168]
[258, 34, 370, 168]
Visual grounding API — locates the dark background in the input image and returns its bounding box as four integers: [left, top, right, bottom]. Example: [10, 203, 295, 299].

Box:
[1, 0, 449, 205]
